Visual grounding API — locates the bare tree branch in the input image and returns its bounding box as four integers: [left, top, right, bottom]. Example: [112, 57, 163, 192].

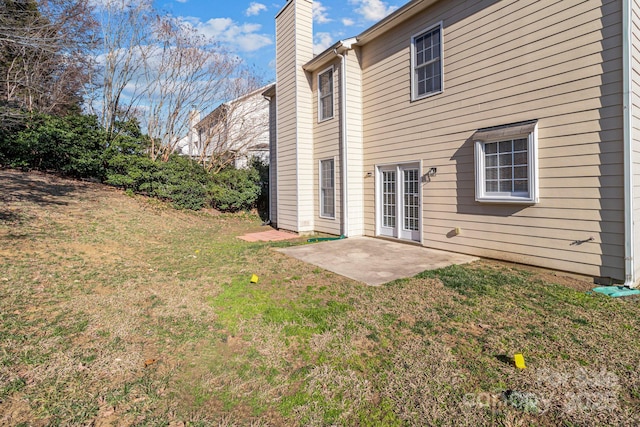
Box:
[139, 15, 251, 162]
[0, 0, 98, 126]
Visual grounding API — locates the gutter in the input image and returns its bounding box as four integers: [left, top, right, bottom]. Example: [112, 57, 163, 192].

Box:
[333, 38, 357, 237]
[622, 0, 636, 288]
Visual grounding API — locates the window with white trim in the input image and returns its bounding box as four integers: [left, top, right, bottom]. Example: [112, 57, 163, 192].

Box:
[320, 159, 335, 218]
[318, 67, 334, 121]
[411, 23, 442, 100]
[474, 120, 539, 203]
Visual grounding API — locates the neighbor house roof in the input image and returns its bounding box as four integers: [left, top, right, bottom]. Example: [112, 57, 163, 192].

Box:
[196, 83, 275, 131]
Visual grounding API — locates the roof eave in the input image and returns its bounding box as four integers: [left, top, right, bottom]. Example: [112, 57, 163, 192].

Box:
[356, 0, 440, 44]
[303, 40, 345, 72]
[262, 83, 276, 98]
[302, 0, 441, 73]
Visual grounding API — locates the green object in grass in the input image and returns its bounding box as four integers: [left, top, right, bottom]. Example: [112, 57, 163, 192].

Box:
[307, 235, 346, 243]
[592, 286, 640, 298]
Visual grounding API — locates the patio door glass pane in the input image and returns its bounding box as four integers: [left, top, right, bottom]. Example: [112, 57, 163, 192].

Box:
[403, 168, 420, 231]
[382, 171, 396, 228]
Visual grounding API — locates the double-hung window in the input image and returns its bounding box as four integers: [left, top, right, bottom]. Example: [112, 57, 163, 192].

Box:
[318, 67, 334, 121]
[474, 120, 539, 203]
[411, 23, 443, 100]
[320, 159, 335, 218]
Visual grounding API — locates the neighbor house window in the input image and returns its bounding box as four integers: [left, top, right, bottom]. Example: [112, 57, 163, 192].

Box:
[411, 23, 443, 101]
[320, 159, 335, 218]
[474, 120, 539, 203]
[318, 67, 334, 121]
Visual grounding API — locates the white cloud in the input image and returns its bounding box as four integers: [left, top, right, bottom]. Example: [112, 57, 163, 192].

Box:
[245, 2, 267, 16]
[342, 18, 355, 26]
[181, 17, 273, 53]
[313, 32, 334, 55]
[176, 0, 188, 3]
[313, 1, 331, 24]
[349, 0, 398, 22]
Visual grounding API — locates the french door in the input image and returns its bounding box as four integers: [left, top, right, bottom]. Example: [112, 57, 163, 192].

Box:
[378, 163, 421, 242]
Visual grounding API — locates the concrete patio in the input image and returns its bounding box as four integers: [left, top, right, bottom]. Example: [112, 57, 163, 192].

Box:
[276, 236, 478, 286]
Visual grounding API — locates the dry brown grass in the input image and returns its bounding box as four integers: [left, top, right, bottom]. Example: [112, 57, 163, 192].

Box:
[1, 169, 639, 426]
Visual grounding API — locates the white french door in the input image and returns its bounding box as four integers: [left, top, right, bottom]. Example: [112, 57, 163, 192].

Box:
[377, 163, 421, 242]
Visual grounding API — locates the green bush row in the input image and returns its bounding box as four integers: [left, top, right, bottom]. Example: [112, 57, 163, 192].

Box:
[0, 113, 264, 212]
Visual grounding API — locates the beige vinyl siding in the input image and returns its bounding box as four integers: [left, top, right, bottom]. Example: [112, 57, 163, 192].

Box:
[275, 3, 298, 231]
[360, 0, 625, 279]
[308, 50, 365, 237]
[346, 48, 365, 237]
[294, 0, 315, 232]
[275, 0, 314, 232]
[313, 61, 341, 235]
[632, 0, 640, 284]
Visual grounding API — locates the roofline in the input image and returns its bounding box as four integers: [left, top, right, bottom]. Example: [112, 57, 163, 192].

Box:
[231, 83, 275, 105]
[275, 0, 312, 20]
[262, 83, 276, 98]
[303, 38, 357, 72]
[275, 0, 291, 20]
[303, 0, 440, 72]
[356, 0, 440, 44]
[195, 83, 274, 129]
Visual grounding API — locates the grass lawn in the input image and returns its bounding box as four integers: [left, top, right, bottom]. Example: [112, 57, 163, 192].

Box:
[1, 169, 639, 426]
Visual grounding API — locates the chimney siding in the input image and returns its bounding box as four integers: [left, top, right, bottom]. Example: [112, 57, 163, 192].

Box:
[275, 0, 314, 232]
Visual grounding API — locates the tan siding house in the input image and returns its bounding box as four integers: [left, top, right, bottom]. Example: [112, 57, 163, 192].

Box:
[270, 0, 640, 287]
[631, 0, 640, 283]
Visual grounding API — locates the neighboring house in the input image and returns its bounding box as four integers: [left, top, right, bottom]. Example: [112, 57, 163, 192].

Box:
[177, 84, 274, 168]
[268, 0, 640, 286]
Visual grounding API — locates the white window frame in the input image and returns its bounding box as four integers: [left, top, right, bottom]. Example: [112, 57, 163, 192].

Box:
[318, 66, 334, 122]
[319, 158, 336, 219]
[411, 22, 443, 101]
[474, 122, 539, 204]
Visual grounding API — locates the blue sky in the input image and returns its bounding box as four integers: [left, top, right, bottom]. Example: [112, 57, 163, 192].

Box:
[154, 0, 407, 82]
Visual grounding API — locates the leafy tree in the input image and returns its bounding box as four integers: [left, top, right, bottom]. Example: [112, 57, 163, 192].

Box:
[2, 113, 106, 177]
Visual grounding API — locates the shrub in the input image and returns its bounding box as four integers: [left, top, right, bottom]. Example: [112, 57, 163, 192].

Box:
[208, 167, 261, 212]
[2, 112, 263, 212]
[248, 156, 270, 220]
[154, 155, 211, 210]
[104, 154, 212, 210]
[1, 114, 106, 178]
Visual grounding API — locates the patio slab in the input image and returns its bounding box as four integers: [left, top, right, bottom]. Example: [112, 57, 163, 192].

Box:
[276, 236, 478, 286]
[238, 229, 299, 242]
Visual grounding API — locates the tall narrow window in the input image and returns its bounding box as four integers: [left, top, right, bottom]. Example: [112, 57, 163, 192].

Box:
[411, 23, 443, 100]
[403, 169, 420, 231]
[318, 67, 334, 121]
[382, 170, 396, 228]
[320, 159, 335, 218]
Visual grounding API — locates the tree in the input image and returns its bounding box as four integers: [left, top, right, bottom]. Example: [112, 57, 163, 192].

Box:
[86, 1, 262, 159]
[0, 0, 97, 127]
[139, 14, 245, 162]
[85, 0, 153, 142]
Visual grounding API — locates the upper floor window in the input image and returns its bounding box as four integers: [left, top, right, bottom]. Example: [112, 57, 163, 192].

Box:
[318, 66, 334, 121]
[411, 23, 443, 101]
[474, 120, 539, 204]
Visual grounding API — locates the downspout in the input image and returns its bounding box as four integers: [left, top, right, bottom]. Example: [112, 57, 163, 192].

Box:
[334, 48, 349, 237]
[622, 0, 636, 288]
[334, 39, 356, 237]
